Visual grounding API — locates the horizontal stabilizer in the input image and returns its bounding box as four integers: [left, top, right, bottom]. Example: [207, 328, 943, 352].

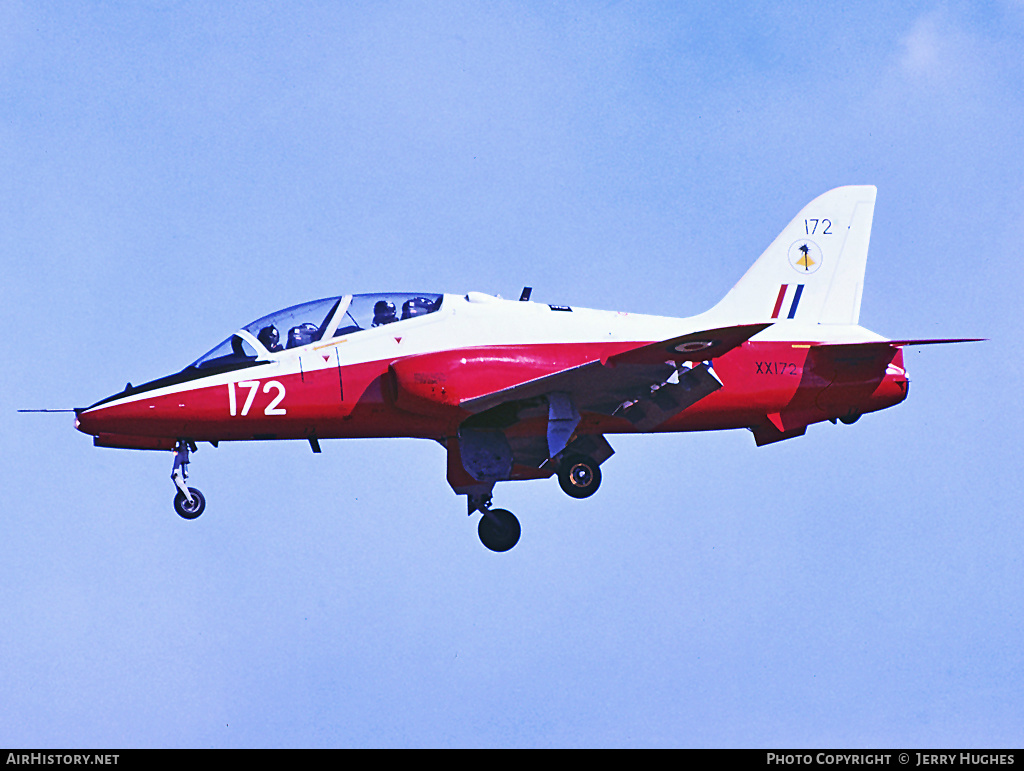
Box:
[805, 338, 985, 357]
[886, 338, 986, 346]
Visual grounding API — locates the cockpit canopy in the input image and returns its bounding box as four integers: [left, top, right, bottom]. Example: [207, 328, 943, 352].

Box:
[191, 293, 443, 371]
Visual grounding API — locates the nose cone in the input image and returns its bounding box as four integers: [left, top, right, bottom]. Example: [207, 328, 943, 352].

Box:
[77, 368, 191, 438]
[76, 389, 181, 451]
[76, 375, 176, 438]
[75, 398, 141, 439]
[75, 403, 109, 436]
[75, 385, 137, 436]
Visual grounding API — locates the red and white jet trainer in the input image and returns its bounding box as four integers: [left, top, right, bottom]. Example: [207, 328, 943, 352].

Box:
[76, 185, 979, 551]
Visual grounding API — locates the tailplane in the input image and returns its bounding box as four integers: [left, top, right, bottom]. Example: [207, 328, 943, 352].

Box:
[706, 185, 878, 326]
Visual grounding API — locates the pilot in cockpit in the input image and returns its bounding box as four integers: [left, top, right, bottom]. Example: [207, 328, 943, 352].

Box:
[257, 325, 284, 352]
[372, 300, 398, 326]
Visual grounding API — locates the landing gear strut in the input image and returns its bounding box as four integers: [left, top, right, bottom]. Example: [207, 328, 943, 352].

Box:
[171, 440, 206, 519]
[468, 491, 520, 552]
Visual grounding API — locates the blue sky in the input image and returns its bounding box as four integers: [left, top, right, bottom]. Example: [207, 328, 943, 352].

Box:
[1, 0, 1020, 748]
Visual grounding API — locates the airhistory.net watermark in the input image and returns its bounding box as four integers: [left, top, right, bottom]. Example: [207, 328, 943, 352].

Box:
[6, 755, 118, 765]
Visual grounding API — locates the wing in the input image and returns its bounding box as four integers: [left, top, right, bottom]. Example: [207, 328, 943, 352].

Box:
[460, 323, 770, 416]
[455, 324, 769, 473]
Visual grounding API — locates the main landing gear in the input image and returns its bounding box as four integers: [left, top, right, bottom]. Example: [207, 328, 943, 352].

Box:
[171, 440, 206, 520]
[478, 508, 521, 553]
[465, 453, 603, 552]
[468, 491, 520, 552]
[557, 454, 602, 499]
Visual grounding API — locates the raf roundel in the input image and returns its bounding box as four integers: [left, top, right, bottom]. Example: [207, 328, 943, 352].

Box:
[674, 340, 715, 353]
[788, 239, 823, 275]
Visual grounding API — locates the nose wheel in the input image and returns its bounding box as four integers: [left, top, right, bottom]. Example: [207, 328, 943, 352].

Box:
[174, 487, 206, 519]
[171, 440, 206, 520]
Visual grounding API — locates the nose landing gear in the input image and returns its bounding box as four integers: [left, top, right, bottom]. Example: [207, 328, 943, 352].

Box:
[171, 440, 206, 519]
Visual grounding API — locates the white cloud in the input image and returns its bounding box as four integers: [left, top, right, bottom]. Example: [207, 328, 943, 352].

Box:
[898, 12, 947, 79]
[873, 6, 1021, 129]
[893, 8, 992, 89]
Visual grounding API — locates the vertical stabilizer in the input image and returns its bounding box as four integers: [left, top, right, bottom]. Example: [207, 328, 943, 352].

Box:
[705, 185, 877, 326]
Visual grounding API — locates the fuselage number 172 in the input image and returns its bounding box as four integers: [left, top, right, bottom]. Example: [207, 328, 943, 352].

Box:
[227, 380, 287, 417]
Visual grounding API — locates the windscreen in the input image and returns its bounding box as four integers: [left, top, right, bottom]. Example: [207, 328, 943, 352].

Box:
[191, 297, 342, 369]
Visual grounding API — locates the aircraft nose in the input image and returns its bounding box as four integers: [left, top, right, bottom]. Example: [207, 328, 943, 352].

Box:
[75, 384, 145, 436]
[75, 403, 109, 436]
[74, 392, 180, 451]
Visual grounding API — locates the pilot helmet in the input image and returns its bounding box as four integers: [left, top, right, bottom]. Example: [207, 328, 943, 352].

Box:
[373, 300, 397, 325]
[258, 326, 280, 350]
[287, 322, 318, 348]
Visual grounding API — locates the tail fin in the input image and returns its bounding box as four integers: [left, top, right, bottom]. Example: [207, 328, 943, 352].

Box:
[706, 185, 877, 326]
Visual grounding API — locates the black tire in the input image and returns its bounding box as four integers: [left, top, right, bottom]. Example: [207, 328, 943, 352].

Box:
[477, 508, 521, 552]
[558, 456, 601, 499]
[174, 487, 206, 520]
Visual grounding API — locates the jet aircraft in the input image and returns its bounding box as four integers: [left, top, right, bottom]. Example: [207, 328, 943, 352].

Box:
[75, 186, 979, 551]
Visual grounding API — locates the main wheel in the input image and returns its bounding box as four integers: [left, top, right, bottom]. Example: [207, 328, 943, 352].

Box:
[558, 455, 601, 499]
[174, 487, 206, 520]
[478, 508, 521, 552]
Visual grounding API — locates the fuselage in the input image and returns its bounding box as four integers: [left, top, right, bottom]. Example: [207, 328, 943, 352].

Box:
[75, 291, 909, 450]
